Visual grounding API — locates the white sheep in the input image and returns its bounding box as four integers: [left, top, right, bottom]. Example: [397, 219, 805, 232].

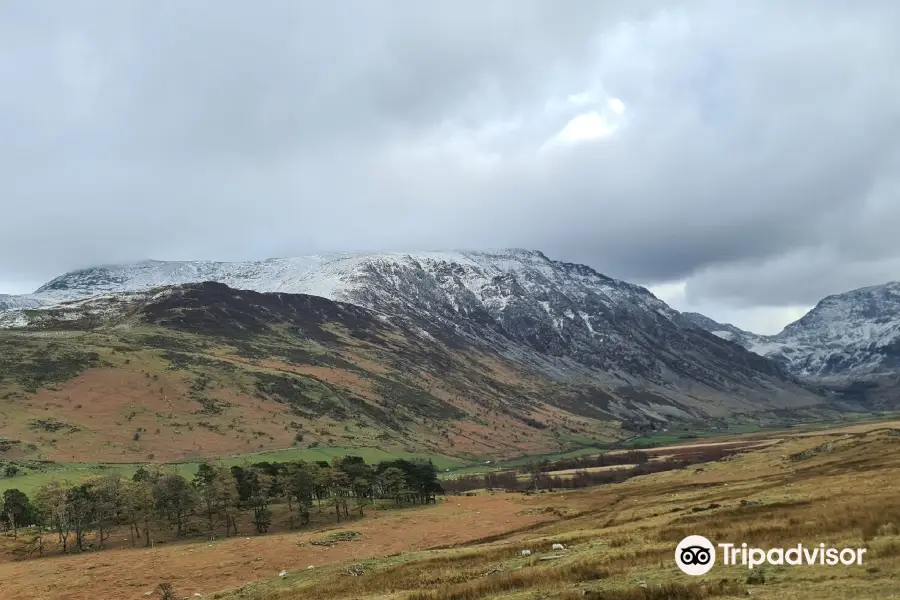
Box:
[521, 549, 532, 557]
[551, 543, 566, 551]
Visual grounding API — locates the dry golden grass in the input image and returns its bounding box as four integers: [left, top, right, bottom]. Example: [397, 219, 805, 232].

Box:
[5, 420, 900, 600]
[213, 424, 900, 600]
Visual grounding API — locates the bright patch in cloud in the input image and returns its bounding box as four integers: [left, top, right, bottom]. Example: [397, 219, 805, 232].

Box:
[608, 97, 626, 114]
[542, 95, 627, 150]
[556, 112, 618, 143]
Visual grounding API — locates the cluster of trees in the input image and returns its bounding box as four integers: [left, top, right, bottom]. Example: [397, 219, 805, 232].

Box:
[521, 450, 650, 474]
[0, 456, 443, 558]
[443, 447, 734, 494]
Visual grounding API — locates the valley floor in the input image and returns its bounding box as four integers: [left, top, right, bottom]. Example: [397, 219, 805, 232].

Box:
[3, 419, 900, 599]
[0, 494, 555, 600]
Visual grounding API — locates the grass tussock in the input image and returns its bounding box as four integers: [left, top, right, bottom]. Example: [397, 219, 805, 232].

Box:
[258, 546, 539, 600]
[562, 580, 746, 600]
[867, 537, 900, 559]
[657, 492, 900, 548]
[406, 560, 613, 600]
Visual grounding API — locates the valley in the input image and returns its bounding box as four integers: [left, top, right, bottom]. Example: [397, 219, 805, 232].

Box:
[1, 419, 898, 600]
[1, 250, 898, 600]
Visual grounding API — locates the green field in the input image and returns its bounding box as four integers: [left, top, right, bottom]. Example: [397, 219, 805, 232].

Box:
[0, 445, 469, 494]
[6, 412, 897, 494]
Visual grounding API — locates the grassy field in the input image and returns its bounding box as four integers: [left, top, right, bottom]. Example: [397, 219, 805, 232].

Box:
[207, 418, 900, 600]
[0, 445, 467, 494]
[442, 411, 900, 478]
[6, 412, 896, 494]
[3, 418, 900, 599]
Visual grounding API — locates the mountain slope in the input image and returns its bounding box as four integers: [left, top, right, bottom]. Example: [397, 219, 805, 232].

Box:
[771, 282, 900, 379]
[686, 282, 900, 381]
[12, 250, 818, 394]
[0, 250, 829, 462]
[680, 312, 765, 349]
[0, 282, 624, 462]
[0, 294, 44, 312]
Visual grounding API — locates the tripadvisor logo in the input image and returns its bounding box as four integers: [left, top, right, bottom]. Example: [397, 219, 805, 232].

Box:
[676, 535, 716, 575]
[675, 535, 868, 575]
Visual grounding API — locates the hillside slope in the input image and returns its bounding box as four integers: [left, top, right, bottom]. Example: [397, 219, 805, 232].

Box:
[684, 283, 900, 408]
[2, 282, 618, 462]
[0, 251, 830, 462]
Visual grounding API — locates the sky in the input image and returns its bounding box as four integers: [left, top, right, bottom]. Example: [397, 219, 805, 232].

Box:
[2, 1, 900, 334]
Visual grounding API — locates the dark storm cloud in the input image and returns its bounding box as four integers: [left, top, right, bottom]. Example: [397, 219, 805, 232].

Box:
[2, 0, 900, 319]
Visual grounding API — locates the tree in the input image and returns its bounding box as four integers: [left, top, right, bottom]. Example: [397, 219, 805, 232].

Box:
[153, 473, 197, 537]
[284, 462, 315, 527]
[92, 475, 126, 549]
[229, 465, 254, 506]
[124, 478, 156, 546]
[377, 467, 407, 506]
[333, 456, 374, 516]
[66, 483, 95, 552]
[376, 459, 442, 505]
[215, 465, 241, 536]
[2, 488, 33, 538]
[193, 463, 221, 538]
[193, 462, 239, 538]
[409, 460, 442, 504]
[328, 467, 351, 522]
[133, 466, 152, 482]
[246, 467, 274, 533]
[34, 481, 71, 553]
[310, 462, 331, 511]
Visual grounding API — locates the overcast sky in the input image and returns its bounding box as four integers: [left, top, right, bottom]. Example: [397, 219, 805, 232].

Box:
[2, 1, 900, 334]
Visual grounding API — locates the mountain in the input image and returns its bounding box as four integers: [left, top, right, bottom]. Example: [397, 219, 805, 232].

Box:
[680, 312, 765, 349]
[0, 294, 44, 312]
[684, 282, 900, 409]
[0, 250, 828, 462]
[770, 282, 900, 379]
[686, 282, 900, 380]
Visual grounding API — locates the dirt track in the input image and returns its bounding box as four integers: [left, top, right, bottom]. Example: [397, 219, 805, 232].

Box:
[0, 494, 555, 600]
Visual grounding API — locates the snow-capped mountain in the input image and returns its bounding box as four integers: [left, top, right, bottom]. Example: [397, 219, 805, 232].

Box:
[680, 312, 766, 349]
[685, 282, 900, 382]
[0, 294, 44, 312]
[0, 249, 823, 423]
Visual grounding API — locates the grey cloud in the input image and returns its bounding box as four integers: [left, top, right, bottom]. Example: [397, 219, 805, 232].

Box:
[2, 0, 900, 320]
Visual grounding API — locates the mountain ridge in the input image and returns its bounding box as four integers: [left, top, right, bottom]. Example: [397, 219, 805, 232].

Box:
[0, 250, 826, 435]
[684, 282, 900, 394]
[8, 249, 898, 389]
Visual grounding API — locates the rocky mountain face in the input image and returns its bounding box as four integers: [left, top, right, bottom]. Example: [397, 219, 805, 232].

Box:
[685, 283, 900, 380]
[1, 250, 825, 427]
[684, 282, 900, 409]
[680, 312, 765, 349]
[0, 294, 44, 312]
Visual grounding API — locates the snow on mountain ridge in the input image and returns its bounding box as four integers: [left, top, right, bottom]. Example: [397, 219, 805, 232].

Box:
[32, 250, 548, 297]
[764, 281, 900, 378]
[0, 294, 45, 311]
[685, 282, 900, 380]
[2, 250, 824, 421]
[22, 249, 673, 333]
[13, 251, 900, 385]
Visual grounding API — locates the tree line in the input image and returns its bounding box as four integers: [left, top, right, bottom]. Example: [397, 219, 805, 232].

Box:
[0, 456, 443, 558]
[521, 450, 650, 474]
[443, 447, 738, 494]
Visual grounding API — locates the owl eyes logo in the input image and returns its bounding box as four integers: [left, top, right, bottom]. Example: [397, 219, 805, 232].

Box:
[675, 535, 716, 575]
[680, 545, 712, 565]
